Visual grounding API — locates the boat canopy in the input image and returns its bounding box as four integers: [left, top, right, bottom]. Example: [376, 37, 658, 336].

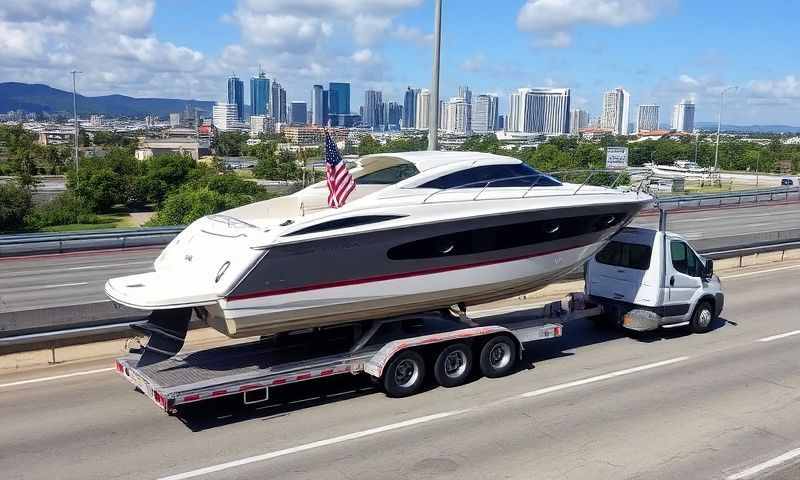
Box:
[358, 151, 523, 175]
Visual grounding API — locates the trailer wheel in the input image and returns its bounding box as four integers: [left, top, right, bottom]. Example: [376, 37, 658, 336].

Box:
[383, 349, 426, 397]
[433, 343, 473, 387]
[479, 335, 517, 378]
[689, 301, 714, 333]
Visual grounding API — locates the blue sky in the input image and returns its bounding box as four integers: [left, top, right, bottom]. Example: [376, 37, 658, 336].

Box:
[1, 0, 798, 124]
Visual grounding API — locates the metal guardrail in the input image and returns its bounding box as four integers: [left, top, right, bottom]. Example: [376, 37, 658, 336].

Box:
[1, 234, 799, 354]
[656, 186, 799, 206]
[0, 227, 183, 257]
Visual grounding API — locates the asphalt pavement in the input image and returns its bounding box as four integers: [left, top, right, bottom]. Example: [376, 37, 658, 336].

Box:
[0, 201, 798, 313]
[1, 260, 799, 479]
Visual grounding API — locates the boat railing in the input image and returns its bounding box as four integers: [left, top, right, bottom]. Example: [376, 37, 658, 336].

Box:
[422, 169, 648, 204]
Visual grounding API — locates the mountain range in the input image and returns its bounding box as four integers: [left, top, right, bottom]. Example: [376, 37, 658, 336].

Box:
[0, 82, 214, 118]
[694, 122, 800, 134]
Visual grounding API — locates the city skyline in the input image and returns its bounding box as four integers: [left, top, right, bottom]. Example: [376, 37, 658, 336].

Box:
[2, 1, 798, 125]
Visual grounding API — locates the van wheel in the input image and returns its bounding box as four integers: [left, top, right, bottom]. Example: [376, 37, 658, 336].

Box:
[383, 350, 425, 397]
[433, 343, 472, 387]
[479, 335, 517, 378]
[690, 301, 715, 333]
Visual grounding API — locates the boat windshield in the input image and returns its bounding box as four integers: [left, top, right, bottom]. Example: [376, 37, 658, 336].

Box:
[206, 214, 258, 229]
[418, 164, 562, 190]
[355, 163, 420, 185]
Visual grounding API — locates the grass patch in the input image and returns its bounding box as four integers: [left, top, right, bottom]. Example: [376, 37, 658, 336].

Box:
[41, 222, 118, 232]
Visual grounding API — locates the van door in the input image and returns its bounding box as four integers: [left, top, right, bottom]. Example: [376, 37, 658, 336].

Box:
[588, 240, 653, 304]
[664, 239, 703, 320]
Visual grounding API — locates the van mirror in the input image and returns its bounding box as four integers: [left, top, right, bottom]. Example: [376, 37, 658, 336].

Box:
[704, 259, 714, 278]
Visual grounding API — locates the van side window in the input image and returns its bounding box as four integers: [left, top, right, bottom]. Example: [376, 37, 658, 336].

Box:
[595, 241, 652, 270]
[670, 240, 701, 277]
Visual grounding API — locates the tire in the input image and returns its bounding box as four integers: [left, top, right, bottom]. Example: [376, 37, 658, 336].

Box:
[382, 349, 426, 397]
[433, 343, 473, 388]
[479, 335, 517, 378]
[690, 301, 715, 333]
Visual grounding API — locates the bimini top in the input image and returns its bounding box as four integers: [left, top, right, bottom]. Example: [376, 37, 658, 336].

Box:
[358, 151, 522, 174]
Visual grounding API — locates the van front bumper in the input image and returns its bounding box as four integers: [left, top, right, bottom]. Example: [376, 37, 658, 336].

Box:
[621, 309, 662, 331]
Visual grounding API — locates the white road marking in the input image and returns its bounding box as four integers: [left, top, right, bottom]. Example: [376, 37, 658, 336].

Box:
[519, 356, 690, 398]
[156, 356, 689, 480]
[0, 367, 113, 388]
[3, 282, 89, 292]
[723, 264, 800, 279]
[727, 447, 800, 480]
[157, 410, 468, 480]
[0, 261, 152, 276]
[757, 330, 800, 343]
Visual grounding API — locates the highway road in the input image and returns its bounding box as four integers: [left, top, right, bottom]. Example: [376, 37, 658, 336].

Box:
[1, 260, 799, 479]
[0, 202, 798, 314]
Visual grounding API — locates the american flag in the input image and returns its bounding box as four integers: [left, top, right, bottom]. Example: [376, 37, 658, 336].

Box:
[324, 131, 355, 208]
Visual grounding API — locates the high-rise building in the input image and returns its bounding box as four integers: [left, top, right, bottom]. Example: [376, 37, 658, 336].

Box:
[311, 85, 324, 125]
[508, 88, 571, 134]
[290, 101, 308, 125]
[672, 99, 695, 132]
[446, 97, 471, 134]
[227, 75, 245, 121]
[457, 86, 472, 105]
[403, 87, 417, 128]
[569, 109, 589, 133]
[416, 89, 431, 129]
[322, 90, 329, 126]
[250, 71, 269, 117]
[601, 87, 630, 135]
[497, 115, 505, 130]
[636, 105, 660, 132]
[363, 90, 383, 128]
[385, 102, 402, 130]
[169, 113, 181, 128]
[438, 99, 446, 130]
[213, 103, 238, 131]
[473, 94, 499, 133]
[270, 81, 287, 123]
[328, 82, 350, 115]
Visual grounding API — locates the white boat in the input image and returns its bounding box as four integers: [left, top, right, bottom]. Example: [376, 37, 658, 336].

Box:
[106, 152, 652, 361]
[646, 160, 713, 179]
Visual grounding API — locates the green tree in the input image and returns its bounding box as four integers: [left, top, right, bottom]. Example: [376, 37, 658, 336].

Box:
[0, 180, 33, 231]
[212, 131, 249, 156]
[357, 135, 382, 156]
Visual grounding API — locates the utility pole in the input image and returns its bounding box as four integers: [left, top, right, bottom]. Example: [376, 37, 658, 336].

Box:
[71, 70, 81, 189]
[428, 0, 442, 151]
[714, 86, 737, 176]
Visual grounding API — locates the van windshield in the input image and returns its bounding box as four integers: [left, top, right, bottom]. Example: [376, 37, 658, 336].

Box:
[595, 241, 652, 270]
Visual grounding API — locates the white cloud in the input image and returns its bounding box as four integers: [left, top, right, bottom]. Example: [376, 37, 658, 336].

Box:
[89, 0, 154, 34]
[234, 12, 332, 52]
[352, 15, 392, 46]
[517, 0, 674, 48]
[679, 74, 699, 86]
[351, 49, 377, 64]
[749, 75, 800, 99]
[237, 0, 422, 16]
[392, 24, 432, 45]
[461, 54, 486, 72]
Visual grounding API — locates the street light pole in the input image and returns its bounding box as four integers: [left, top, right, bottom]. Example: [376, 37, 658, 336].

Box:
[713, 86, 737, 174]
[71, 70, 81, 189]
[428, 0, 442, 151]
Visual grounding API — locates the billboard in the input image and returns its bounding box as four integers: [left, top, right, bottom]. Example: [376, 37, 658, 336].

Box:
[606, 147, 629, 169]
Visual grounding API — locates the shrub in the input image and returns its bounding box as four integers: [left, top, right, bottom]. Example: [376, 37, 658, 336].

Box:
[0, 181, 33, 231]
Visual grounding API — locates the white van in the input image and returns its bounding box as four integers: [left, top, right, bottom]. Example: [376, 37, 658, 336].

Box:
[585, 227, 724, 332]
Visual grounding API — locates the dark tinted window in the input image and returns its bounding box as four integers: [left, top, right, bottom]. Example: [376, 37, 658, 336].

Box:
[595, 241, 652, 270]
[388, 213, 624, 260]
[356, 164, 419, 185]
[670, 240, 702, 277]
[419, 164, 561, 189]
[286, 215, 405, 236]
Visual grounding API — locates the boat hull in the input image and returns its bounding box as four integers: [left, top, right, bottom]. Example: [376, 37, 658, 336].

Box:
[207, 201, 643, 338]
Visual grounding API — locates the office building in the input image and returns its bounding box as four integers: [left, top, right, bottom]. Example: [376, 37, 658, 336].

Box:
[508, 88, 571, 134]
[601, 87, 630, 135]
[497, 115, 505, 130]
[438, 99, 446, 130]
[363, 89, 383, 129]
[570, 109, 589, 133]
[212, 103, 238, 131]
[250, 115, 275, 135]
[386, 102, 402, 130]
[270, 81, 287, 123]
[636, 105, 660, 132]
[169, 113, 181, 128]
[473, 94, 499, 133]
[329, 82, 350, 115]
[250, 71, 269, 117]
[290, 101, 308, 125]
[457, 85, 472, 105]
[329, 113, 360, 128]
[311, 85, 324, 125]
[446, 97, 471, 134]
[416, 89, 431, 129]
[322, 90, 330, 126]
[403, 87, 417, 128]
[227, 75, 245, 121]
[672, 99, 695, 132]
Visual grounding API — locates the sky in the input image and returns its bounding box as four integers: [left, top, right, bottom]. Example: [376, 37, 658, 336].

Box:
[1, 0, 799, 124]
